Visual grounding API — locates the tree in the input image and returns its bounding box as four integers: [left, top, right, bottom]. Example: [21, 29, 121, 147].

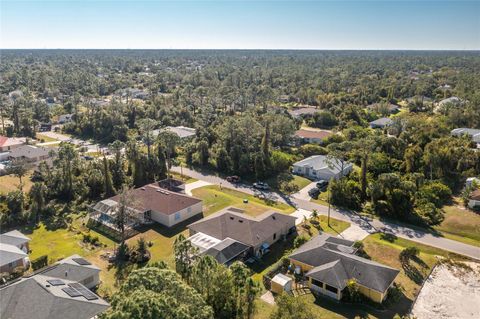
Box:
[29, 181, 47, 223]
[173, 234, 198, 282]
[102, 154, 115, 197]
[102, 267, 213, 319]
[7, 159, 30, 192]
[108, 140, 126, 190]
[114, 187, 136, 244]
[270, 293, 315, 319]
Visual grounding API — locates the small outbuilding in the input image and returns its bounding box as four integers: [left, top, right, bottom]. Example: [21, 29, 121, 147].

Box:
[270, 273, 293, 294]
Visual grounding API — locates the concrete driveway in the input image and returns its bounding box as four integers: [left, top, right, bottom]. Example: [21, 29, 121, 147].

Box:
[184, 180, 212, 196]
[292, 181, 318, 201]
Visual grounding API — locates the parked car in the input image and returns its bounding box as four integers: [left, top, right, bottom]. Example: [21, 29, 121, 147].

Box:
[253, 182, 270, 190]
[308, 187, 320, 199]
[316, 180, 328, 191]
[226, 175, 241, 183]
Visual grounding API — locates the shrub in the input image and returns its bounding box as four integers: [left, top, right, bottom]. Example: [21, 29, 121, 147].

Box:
[342, 279, 363, 303]
[293, 235, 309, 248]
[31, 255, 48, 271]
[399, 246, 419, 264]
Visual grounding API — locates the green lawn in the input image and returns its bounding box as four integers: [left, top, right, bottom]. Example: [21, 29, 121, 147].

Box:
[434, 203, 480, 247]
[292, 175, 312, 190]
[265, 173, 311, 194]
[192, 185, 295, 217]
[169, 171, 198, 184]
[35, 133, 58, 143]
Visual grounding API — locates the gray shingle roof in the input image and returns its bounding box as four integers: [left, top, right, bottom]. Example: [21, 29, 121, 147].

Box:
[8, 145, 50, 160]
[0, 275, 108, 319]
[0, 243, 27, 267]
[0, 230, 30, 247]
[289, 233, 399, 293]
[38, 255, 100, 283]
[188, 207, 296, 248]
[293, 155, 352, 174]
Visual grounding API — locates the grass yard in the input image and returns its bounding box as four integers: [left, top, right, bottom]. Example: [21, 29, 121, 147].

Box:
[192, 185, 295, 217]
[169, 171, 198, 184]
[434, 202, 480, 247]
[0, 172, 34, 194]
[292, 175, 312, 190]
[298, 215, 351, 237]
[35, 133, 58, 143]
[310, 190, 329, 206]
[265, 173, 311, 194]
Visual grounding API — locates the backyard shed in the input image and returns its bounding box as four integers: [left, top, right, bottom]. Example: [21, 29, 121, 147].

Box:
[270, 273, 293, 294]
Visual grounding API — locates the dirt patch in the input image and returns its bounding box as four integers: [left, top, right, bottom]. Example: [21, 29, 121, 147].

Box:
[411, 261, 480, 319]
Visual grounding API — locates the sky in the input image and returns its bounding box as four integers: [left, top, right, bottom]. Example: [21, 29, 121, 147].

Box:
[1, 0, 479, 50]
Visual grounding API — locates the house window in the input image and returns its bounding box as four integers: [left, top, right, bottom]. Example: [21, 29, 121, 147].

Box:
[325, 284, 338, 294]
[174, 212, 181, 221]
[312, 279, 323, 287]
[273, 233, 276, 240]
[187, 207, 192, 213]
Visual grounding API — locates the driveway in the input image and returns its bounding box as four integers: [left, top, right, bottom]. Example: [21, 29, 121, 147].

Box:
[171, 166, 480, 261]
[184, 180, 212, 196]
[292, 181, 317, 201]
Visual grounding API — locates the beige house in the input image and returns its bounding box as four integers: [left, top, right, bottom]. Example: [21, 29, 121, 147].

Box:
[289, 234, 399, 303]
[91, 182, 203, 229]
[188, 207, 297, 262]
[0, 136, 26, 152]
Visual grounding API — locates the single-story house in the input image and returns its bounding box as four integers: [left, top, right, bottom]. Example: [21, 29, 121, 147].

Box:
[0, 255, 109, 319]
[0, 230, 30, 253]
[288, 107, 318, 118]
[0, 136, 26, 152]
[294, 129, 332, 145]
[451, 128, 480, 147]
[8, 145, 51, 163]
[369, 117, 393, 129]
[293, 155, 353, 181]
[289, 233, 399, 303]
[58, 114, 73, 124]
[0, 230, 31, 274]
[91, 183, 203, 229]
[468, 189, 480, 210]
[153, 126, 197, 139]
[366, 103, 400, 114]
[188, 207, 297, 262]
[0, 243, 29, 274]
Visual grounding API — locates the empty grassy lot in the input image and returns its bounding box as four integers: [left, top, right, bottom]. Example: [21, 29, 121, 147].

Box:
[192, 185, 295, 217]
[434, 202, 480, 247]
[0, 172, 34, 194]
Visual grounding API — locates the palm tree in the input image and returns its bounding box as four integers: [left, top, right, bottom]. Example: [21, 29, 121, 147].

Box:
[311, 209, 319, 221]
[114, 187, 137, 244]
[29, 182, 47, 223]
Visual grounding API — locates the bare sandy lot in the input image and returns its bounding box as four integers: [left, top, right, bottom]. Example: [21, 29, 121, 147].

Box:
[411, 261, 480, 319]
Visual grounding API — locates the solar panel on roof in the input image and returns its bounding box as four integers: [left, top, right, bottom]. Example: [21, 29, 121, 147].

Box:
[68, 283, 99, 300]
[72, 257, 91, 265]
[68, 282, 84, 289]
[62, 287, 82, 297]
[47, 279, 65, 286]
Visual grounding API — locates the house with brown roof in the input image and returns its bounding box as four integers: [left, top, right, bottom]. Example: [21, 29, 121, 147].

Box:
[188, 207, 296, 262]
[91, 183, 203, 229]
[294, 129, 332, 145]
[289, 233, 399, 303]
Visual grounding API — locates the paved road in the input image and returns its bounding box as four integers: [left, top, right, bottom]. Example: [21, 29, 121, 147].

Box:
[172, 166, 480, 261]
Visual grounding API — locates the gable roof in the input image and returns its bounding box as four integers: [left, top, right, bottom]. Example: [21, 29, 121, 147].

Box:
[451, 128, 480, 143]
[0, 230, 31, 246]
[109, 183, 202, 215]
[289, 233, 399, 293]
[0, 243, 27, 267]
[295, 129, 332, 140]
[293, 155, 352, 174]
[288, 107, 318, 117]
[9, 145, 50, 160]
[188, 207, 296, 248]
[0, 136, 26, 148]
[370, 117, 393, 127]
[0, 275, 108, 319]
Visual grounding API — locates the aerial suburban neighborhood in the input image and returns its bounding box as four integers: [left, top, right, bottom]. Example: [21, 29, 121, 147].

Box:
[0, 1, 479, 319]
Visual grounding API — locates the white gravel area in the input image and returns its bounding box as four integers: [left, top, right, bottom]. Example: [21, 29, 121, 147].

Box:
[411, 261, 480, 319]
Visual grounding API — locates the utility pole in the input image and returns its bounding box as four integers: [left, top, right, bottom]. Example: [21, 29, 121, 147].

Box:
[327, 178, 333, 227]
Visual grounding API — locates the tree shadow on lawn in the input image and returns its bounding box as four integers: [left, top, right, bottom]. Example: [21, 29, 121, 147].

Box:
[248, 238, 295, 278]
[401, 256, 429, 285]
[133, 213, 204, 239]
[312, 290, 412, 319]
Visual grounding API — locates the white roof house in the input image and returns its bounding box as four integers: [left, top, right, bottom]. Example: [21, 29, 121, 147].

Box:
[293, 155, 353, 181]
[0, 243, 28, 268]
[153, 126, 196, 139]
[451, 128, 480, 144]
[369, 117, 393, 129]
[0, 230, 31, 248]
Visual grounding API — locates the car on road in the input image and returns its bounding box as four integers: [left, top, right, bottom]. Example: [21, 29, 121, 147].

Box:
[316, 180, 328, 191]
[253, 182, 270, 190]
[226, 175, 241, 183]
